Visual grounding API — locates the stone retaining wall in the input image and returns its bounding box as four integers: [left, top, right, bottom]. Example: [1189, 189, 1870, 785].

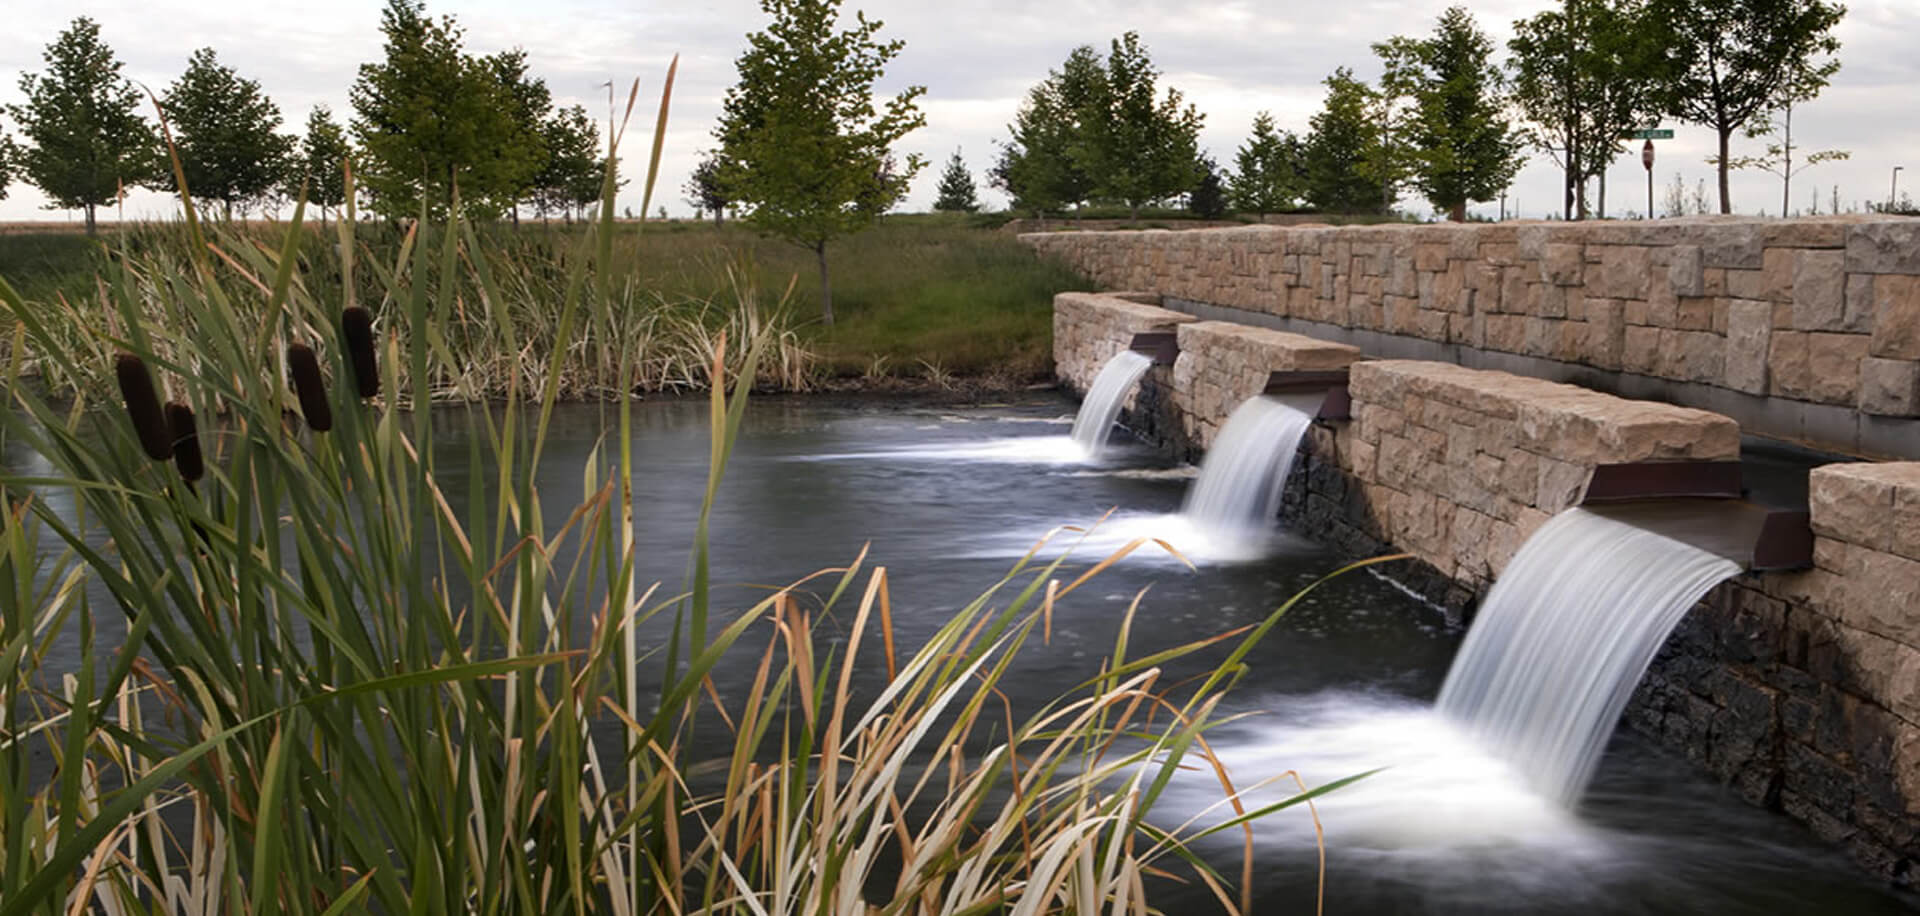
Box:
[1169, 321, 1361, 453]
[1050, 291, 1194, 400]
[1025, 218, 1920, 458]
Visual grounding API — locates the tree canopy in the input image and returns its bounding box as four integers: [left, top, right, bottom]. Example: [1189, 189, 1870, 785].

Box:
[933, 150, 979, 212]
[1231, 111, 1305, 215]
[160, 48, 294, 217]
[7, 17, 158, 234]
[1302, 68, 1390, 214]
[991, 45, 1101, 217]
[714, 0, 926, 325]
[1384, 7, 1526, 220]
[1077, 32, 1204, 219]
[0, 129, 14, 203]
[529, 105, 602, 220]
[289, 105, 352, 216]
[684, 150, 731, 226]
[1649, 0, 1844, 213]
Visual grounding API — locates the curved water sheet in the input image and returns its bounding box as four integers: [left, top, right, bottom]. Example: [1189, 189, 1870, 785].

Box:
[1437, 508, 1741, 805]
[1069, 349, 1155, 457]
[1180, 393, 1321, 540]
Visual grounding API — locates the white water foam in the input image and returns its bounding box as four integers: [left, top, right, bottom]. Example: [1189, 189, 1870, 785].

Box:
[1069, 350, 1155, 456]
[1436, 508, 1742, 804]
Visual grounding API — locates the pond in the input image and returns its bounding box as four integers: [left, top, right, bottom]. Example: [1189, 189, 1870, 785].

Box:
[6, 393, 1913, 913]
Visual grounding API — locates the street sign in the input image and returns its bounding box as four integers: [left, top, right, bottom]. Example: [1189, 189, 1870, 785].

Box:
[1642, 140, 1655, 170]
[1625, 129, 1674, 139]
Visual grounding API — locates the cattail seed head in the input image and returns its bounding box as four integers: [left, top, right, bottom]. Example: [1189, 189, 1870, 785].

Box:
[341, 307, 379, 399]
[165, 402, 204, 483]
[115, 352, 173, 461]
[286, 342, 333, 432]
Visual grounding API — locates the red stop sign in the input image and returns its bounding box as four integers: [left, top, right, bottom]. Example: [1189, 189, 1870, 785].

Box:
[1642, 140, 1655, 170]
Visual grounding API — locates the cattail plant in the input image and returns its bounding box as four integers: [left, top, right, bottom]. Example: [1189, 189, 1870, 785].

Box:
[164, 401, 203, 483]
[114, 351, 173, 460]
[341, 306, 378, 398]
[286, 342, 333, 431]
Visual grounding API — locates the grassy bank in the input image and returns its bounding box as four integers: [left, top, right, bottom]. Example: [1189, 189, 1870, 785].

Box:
[0, 213, 1087, 391]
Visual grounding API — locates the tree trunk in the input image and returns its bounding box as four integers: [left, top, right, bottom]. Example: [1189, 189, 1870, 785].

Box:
[1598, 171, 1607, 220]
[1449, 200, 1467, 222]
[1717, 127, 1734, 214]
[85, 204, 97, 237]
[1781, 105, 1794, 218]
[511, 207, 520, 229]
[1128, 202, 1140, 222]
[816, 243, 834, 326]
[713, 207, 724, 228]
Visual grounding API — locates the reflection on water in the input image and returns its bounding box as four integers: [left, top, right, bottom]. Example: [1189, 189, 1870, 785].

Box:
[4, 394, 1913, 914]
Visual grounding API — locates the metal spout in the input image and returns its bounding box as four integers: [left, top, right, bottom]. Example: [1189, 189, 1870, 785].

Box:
[1127, 332, 1180, 366]
[1262, 369, 1352, 420]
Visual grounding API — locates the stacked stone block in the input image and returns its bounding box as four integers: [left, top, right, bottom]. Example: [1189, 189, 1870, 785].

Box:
[1050, 291, 1194, 397]
[1169, 321, 1361, 452]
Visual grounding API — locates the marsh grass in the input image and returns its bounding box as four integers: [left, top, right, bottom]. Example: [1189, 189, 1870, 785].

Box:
[0, 68, 1372, 915]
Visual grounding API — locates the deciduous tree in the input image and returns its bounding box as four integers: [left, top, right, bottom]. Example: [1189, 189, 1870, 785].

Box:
[683, 150, 731, 226]
[1722, 102, 1848, 216]
[289, 106, 352, 219]
[160, 48, 294, 218]
[0, 130, 14, 202]
[7, 17, 158, 234]
[715, 0, 926, 325]
[1231, 111, 1305, 215]
[1648, 0, 1844, 213]
[1384, 7, 1526, 221]
[932, 150, 979, 212]
[530, 105, 601, 221]
[1077, 32, 1204, 220]
[992, 46, 1102, 217]
[1187, 155, 1227, 219]
[1302, 68, 1389, 214]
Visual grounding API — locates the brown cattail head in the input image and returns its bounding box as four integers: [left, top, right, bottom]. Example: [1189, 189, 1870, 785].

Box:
[341, 307, 379, 399]
[115, 352, 173, 461]
[286, 342, 333, 432]
[165, 402, 204, 483]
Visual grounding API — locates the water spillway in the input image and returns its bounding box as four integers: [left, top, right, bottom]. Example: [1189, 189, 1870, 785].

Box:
[1180, 393, 1322, 538]
[1069, 349, 1155, 456]
[1435, 508, 1743, 805]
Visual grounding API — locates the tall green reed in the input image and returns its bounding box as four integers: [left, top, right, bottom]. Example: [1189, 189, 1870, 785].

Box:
[0, 61, 1376, 915]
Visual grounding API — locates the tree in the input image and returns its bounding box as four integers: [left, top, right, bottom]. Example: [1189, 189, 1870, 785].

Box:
[1383, 7, 1526, 221]
[1188, 155, 1227, 219]
[530, 105, 601, 221]
[1302, 68, 1389, 214]
[7, 17, 158, 234]
[683, 150, 731, 226]
[158, 48, 293, 218]
[483, 49, 552, 222]
[1509, 0, 1670, 220]
[1231, 112, 1305, 216]
[1648, 0, 1844, 213]
[933, 150, 979, 212]
[349, 0, 527, 219]
[715, 0, 927, 325]
[1721, 102, 1848, 216]
[289, 106, 352, 219]
[992, 45, 1102, 217]
[1077, 32, 1205, 220]
[0, 130, 14, 202]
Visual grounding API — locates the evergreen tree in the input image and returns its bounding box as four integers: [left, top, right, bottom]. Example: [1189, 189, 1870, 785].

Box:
[992, 45, 1102, 217]
[1509, 0, 1670, 220]
[1077, 32, 1204, 220]
[289, 106, 352, 219]
[530, 105, 601, 220]
[932, 150, 979, 212]
[1386, 7, 1526, 221]
[6, 17, 158, 235]
[1187, 155, 1228, 219]
[349, 0, 527, 218]
[683, 150, 731, 226]
[1648, 0, 1844, 213]
[160, 48, 294, 218]
[715, 0, 926, 325]
[483, 49, 552, 222]
[1301, 68, 1389, 214]
[1230, 111, 1305, 215]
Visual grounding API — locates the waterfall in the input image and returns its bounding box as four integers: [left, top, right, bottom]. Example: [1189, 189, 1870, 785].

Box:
[1436, 508, 1741, 805]
[1070, 350, 1155, 456]
[1180, 394, 1321, 537]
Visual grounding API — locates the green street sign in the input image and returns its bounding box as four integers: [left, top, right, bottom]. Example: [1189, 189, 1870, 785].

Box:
[1625, 129, 1674, 139]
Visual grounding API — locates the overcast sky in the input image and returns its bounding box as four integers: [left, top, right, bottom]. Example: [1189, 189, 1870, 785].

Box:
[3, 0, 1917, 224]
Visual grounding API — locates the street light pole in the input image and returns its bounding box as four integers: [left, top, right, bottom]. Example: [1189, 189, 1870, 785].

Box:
[1894, 166, 1906, 210]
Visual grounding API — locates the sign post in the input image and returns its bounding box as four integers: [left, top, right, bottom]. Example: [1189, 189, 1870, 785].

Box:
[1643, 140, 1656, 219]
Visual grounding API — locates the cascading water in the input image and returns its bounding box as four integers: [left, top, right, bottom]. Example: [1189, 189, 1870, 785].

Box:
[1180, 393, 1322, 538]
[1070, 350, 1156, 456]
[1436, 507, 1742, 805]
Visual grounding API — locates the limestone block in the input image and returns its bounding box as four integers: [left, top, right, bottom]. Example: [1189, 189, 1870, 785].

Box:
[1584, 298, 1625, 369]
[1543, 243, 1585, 286]
[1813, 462, 1920, 560]
[1858, 358, 1920, 417]
[1769, 331, 1812, 400]
[1647, 279, 1680, 328]
[1869, 275, 1920, 359]
[1846, 221, 1920, 275]
[1818, 542, 1920, 649]
[1499, 448, 1539, 505]
[1535, 457, 1590, 511]
[1793, 250, 1849, 331]
[1516, 394, 1739, 463]
[1670, 244, 1705, 297]
[1807, 333, 1869, 405]
[1415, 242, 1449, 272]
[1762, 248, 1798, 303]
[1844, 275, 1876, 334]
[1677, 297, 1718, 332]
[1592, 245, 1652, 299]
[1539, 285, 1571, 319]
[1700, 222, 1764, 269]
[1624, 325, 1663, 375]
[1727, 268, 1768, 301]
[1704, 267, 1729, 297]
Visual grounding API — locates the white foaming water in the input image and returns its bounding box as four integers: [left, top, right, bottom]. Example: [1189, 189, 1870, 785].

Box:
[957, 510, 1306, 565]
[1436, 508, 1741, 805]
[1069, 350, 1155, 456]
[1180, 394, 1320, 539]
[794, 435, 1089, 464]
